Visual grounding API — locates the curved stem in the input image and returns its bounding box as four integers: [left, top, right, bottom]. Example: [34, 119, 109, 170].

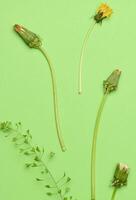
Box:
[111, 188, 117, 200]
[38, 47, 66, 152]
[91, 91, 109, 200]
[78, 22, 96, 95]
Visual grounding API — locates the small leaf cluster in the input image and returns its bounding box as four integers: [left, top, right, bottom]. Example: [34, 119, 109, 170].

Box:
[0, 121, 76, 200]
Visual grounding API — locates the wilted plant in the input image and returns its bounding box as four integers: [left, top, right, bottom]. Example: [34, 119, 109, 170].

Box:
[14, 24, 66, 152]
[111, 163, 129, 200]
[90, 69, 121, 200]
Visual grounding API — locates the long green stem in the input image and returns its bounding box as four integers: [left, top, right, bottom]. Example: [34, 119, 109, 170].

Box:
[111, 188, 117, 200]
[78, 22, 96, 95]
[91, 91, 109, 200]
[38, 47, 66, 152]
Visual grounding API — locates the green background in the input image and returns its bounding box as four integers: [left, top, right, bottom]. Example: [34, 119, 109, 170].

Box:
[0, 0, 135, 199]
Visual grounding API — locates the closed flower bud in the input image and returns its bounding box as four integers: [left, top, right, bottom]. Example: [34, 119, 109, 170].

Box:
[103, 69, 121, 93]
[94, 3, 112, 23]
[112, 163, 129, 188]
[14, 24, 42, 48]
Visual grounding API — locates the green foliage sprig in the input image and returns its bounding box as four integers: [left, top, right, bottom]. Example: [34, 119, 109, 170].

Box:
[0, 121, 74, 200]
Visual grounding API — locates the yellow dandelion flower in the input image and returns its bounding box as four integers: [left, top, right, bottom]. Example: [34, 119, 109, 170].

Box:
[94, 3, 112, 23]
[78, 3, 113, 94]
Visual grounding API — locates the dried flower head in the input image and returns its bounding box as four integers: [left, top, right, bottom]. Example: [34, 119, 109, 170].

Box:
[14, 24, 66, 152]
[14, 24, 42, 48]
[112, 163, 129, 188]
[103, 69, 121, 93]
[94, 3, 112, 23]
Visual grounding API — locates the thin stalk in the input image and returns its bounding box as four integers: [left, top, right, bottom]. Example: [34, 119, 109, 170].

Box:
[78, 22, 96, 95]
[9, 127, 64, 200]
[91, 90, 109, 200]
[38, 47, 66, 152]
[41, 161, 64, 200]
[111, 188, 117, 200]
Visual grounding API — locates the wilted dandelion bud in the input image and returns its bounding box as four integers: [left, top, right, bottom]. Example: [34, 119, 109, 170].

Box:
[103, 69, 121, 93]
[14, 24, 42, 48]
[14, 24, 66, 152]
[112, 163, 129, 188]
[94, 3, 112, 23]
